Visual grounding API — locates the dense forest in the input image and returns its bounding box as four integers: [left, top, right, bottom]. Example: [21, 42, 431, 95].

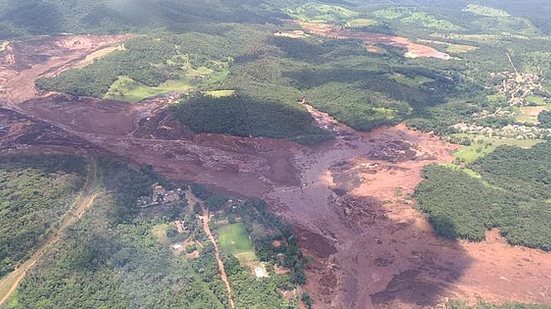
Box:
[415, 142, 551, 250]
[172, 93, 330, 143]
[0, 155, 86, 278]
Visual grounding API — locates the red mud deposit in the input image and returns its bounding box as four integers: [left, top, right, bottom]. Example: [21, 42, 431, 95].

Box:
[1, 36, 550, 309]
[0, 35, 131, 104]
[298, 21, 451, 60]
[267, 105, 551, 308]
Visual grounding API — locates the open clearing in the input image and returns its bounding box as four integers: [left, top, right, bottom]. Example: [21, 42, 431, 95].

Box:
[104, 75, 193, 102]
[417, 39, 479, 54]
[0, 35, 550, 309]
[218, 223, 258, 264]
[452, 133, 542, 163]
[104, 64, 229, 103]
[514, 106, 548, 124]
[346, 18, 377, 28]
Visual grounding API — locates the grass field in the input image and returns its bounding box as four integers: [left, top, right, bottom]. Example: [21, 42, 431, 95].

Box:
[513, 106, 547, 124]
[389, 73, 432, 87]
[104, 64, 230, 102]
[526, 95, 548, 105]
[346, 18, 377, 28]
[440, 163, 481, 179]
[446, 43, 478, 53]
[217, 223, 258, 264]
[104, 76, 193, 102]
[416, 39, 478, 54]
[486, 93, 508, 103]
[462, 4, 510, 17]
[452, 134, 542, 163]
[152, 224, 171, 245]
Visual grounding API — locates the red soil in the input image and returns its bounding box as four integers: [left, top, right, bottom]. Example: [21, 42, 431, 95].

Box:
[298, 21, 451, 60]
[0, 35, 550, 309]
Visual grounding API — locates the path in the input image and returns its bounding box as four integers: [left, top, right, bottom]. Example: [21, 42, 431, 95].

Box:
[186, 191, 235, 309]
[0, 157, 100, 306]
[506, 51, 519, 75]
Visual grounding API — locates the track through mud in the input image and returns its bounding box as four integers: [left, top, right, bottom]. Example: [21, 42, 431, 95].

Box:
[0, 36, 550, 309]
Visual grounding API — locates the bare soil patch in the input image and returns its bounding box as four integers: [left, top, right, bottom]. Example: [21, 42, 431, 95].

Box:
[0, 35, 130, 104]
[298, 21, 450, 60]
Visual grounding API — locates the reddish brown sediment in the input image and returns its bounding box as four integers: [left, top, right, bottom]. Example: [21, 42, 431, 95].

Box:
[297, 21, 451, 60]
[0, 35, 550, 309]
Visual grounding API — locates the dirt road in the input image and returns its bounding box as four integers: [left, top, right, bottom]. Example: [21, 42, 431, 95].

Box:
[0, 157, 99, 306]
[186, 192, 236, 309]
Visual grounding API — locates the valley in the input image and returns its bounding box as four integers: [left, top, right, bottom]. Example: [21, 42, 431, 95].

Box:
[0, 32, 550, 308]
[0, 1, 551, 308]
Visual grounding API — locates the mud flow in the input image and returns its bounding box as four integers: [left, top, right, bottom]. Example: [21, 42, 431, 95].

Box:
[1, 36, 550, 309]
[298, 21, 451, 60]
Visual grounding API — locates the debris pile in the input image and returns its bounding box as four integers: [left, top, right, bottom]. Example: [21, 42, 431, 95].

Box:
[365, 140, 417, 162]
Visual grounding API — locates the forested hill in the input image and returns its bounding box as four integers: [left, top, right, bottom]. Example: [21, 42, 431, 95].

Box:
[0, 0, 295, 39]
[3, 0, 551, 40]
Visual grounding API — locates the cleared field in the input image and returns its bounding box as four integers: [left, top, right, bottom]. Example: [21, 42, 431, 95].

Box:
[346, 18, 377, 28]
[452, 134, 542, 163]
[104, 76, 193, 102]
[513, 106, 547, 124]
[389, 73, 432, 87]
[416, 39, 478, 54]
[104, 64, 229, 102]
[462, 4, 510, 17]
[431, 33, 500, 42]
[526, 95, 548, 105]
[217, 223, 258, 264]
[446, 43, 478, 53]
[152, 224, 171, 245]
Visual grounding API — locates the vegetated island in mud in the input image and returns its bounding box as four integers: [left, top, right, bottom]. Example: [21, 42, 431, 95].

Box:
[0, 36, 550, 309]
